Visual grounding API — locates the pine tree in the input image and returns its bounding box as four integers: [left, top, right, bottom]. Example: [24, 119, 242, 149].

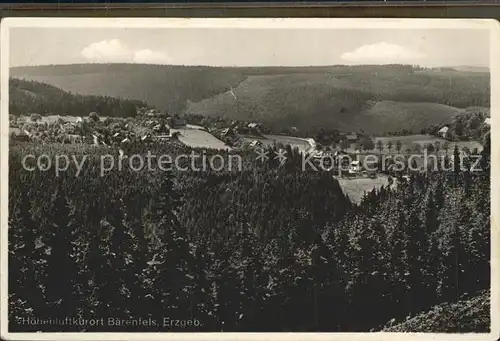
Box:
[43, 183, 80, 327]
[143, 172, 198, 328]
[8, 192, 42, 330]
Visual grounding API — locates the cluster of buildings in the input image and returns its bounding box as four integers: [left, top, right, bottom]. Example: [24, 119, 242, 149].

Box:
[9, 111, 188, 146]
[220, 122, 262, 138]
[138, 108, 187, 128]
[437, 114, 490, 140]
[308, 149, 368, 176]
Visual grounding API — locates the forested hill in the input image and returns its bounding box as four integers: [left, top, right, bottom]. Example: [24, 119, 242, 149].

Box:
[9, 78, 147, 117]
[11, 64, 490, 134]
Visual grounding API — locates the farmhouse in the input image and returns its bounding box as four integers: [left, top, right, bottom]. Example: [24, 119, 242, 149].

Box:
[166, 116, 186, 129]
[438, 126, 449, 138]
[340, 133, 359, 149]
[348, 160, 361, 174]
[221, 127, 235, 138]
[10, 127, 29, 141]
[156, 134, 171, 141]
[153, 123, 170, 134]
[305, 138, 317, 151]
[92, 134, 101, 146]
[249, 140, 263, 148]
[10, 126, 21, 135]
[141, 134, 152, 142]
[60, 122, 77, 134]
[311, 150, 325, 159]
[145, 109, 157, 117]
[345, 133, 358, 142]
[247, 122, 262, 134]
[66, 134, 83, 144]
[29, 113, 42, 122]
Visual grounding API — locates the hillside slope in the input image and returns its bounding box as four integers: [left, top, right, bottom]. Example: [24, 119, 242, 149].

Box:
[186, 74, 468, 133]
[354, 101, 464, 133]
[11, 64, 489, 133]
[381, 290, 490, 333]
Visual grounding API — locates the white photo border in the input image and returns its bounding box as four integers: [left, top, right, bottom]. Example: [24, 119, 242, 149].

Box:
[0, 17, 499, 341]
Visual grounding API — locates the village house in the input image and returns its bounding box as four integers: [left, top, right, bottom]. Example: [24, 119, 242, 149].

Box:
[166, 116, 186, 129]
[145, 109, 158, 117]
[311, 149, 325, 159]
[345, 133, 358, 143]
[221, 127, 236, 138]
[153, 122, 170, 134]
[247, 122, 262, 134]
[334, 149, 349, 161]
[249, 140, 264, 149]
[340, 133, 359, 150]
[10, 126, 21, 135]
[348, 160, 361, 174]
[438, 126, 449, 138]
[66, 134, 84, 144]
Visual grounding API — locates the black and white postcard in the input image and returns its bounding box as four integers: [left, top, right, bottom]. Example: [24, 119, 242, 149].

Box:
[1, 18, 498, 340]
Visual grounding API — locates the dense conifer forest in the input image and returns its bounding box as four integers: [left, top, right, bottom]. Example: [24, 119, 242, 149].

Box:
[8, 134, 490, 332]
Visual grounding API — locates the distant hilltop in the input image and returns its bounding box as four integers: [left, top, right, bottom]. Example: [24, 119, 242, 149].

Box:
[10, 63, 490, 135]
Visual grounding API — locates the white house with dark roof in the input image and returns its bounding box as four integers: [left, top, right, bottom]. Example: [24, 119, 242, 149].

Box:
[438, 126, 449, 138]
[249, 140, 263, 148]
[348, 160, 361, 174]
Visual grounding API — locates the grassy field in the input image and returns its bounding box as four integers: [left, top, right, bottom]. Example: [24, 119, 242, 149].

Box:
[335, 175, 395, 204]
[172, 127, 231, 151]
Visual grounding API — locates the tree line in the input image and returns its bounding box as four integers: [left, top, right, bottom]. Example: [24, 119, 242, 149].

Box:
[9, 78, 147, 118]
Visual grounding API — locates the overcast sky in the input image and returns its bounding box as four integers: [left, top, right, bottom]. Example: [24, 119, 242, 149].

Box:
[9, 27, 490, 68]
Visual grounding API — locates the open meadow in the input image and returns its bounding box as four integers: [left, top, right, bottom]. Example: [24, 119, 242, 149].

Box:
[242, 134, 313, 153]
[171, 127, 231, 151]
[335, 175, 395, 203]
